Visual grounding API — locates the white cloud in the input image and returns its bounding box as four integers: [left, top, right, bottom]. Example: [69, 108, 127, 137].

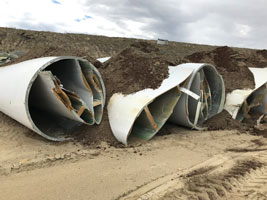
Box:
[237, 24, 251, 37]
[1, 0, 267, 49]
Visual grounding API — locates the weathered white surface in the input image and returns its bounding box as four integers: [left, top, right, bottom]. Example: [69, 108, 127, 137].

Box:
[225, 67, 267, 119]
[224, 89, 253, 118]
[249, 67, 267, 88]
[169, 63, 225, 129]
[0, 56, 105, 141]
[108, 66, 194, 145]
[97, 57, 111, 63]
[0, 57, 58, 131]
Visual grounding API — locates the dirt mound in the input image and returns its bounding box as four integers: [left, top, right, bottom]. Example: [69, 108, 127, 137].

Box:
[243, 112, 267, 137]
[254, 49, 267, 67]
[204, 110, 246, 131]
[256, 49, 267, 57]
[100, 41, 169, 100]
[204, 110, 267, 136]
[183, 46, 256, 93]
[76, 42, 170, 146]
[74, 109, 119, 147]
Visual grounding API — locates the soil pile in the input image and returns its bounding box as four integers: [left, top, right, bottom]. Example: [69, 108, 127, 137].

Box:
[252, 49, 267, 67]
[76, 42, 170, 146]
[204, 110, 267, 135]
[183, 46, 256, 93]
[204, 110, 246, 132]
[243, 112, 267, 137]
[74, 110, 120, 147]
[100, 41, 169, 100]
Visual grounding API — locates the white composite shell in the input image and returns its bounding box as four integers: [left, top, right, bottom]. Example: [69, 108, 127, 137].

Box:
[169, 63, 225, 129]
[0, 56, 105, 141]
[108, 66, 194, 145]
[225, 67, 267, 121]
[108, 63, 225, 145]
[224, 89, 253, 118]
[97, 57, 111, 63]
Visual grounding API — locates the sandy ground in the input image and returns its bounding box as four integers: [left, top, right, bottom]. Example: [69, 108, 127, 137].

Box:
[1, 110, 266, 200]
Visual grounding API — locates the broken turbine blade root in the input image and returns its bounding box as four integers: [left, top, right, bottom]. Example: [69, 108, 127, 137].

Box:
[108, 86, 181, 145]
[225, 67, 267, 121]
[107, 64, 194, 145]
[169, 63, 225, 129]
[235, 82, 267, 121]
[129, 87, 181, 143]
[108, 63, 225, 145]
[78, 60, 105, 124]
[0, 56, 105, 141]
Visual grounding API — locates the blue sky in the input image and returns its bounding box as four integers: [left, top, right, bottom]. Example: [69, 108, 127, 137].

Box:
[51, 0, 61, 5]
[1, 0, 267, 49]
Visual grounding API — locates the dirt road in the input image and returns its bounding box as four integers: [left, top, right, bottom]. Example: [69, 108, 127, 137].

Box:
[1, 119, 266, 200]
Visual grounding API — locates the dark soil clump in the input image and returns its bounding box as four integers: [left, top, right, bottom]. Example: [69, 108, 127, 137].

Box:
[204, 110, 267, 136]
[244, 113, 267, 137]
[204, 110, 246, 132]
[100, 41, 169, 100]
[183, 46, 256, 93]
[74, 109, 119, 147]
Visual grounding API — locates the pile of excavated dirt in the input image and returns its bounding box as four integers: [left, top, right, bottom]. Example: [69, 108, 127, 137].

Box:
[76, 42, 170, 146]
[182, 46, 256, 93]
[252, 49, 267, 67]
[204, 110, 247, 132]
[243, 112, 267, 137]
[74, 109, 120, 147]
[204, 110, 267, 135]
[100, 41, 169, 100]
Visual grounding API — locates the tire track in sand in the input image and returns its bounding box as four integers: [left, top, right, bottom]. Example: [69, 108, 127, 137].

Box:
[119, 150, 267, 200]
